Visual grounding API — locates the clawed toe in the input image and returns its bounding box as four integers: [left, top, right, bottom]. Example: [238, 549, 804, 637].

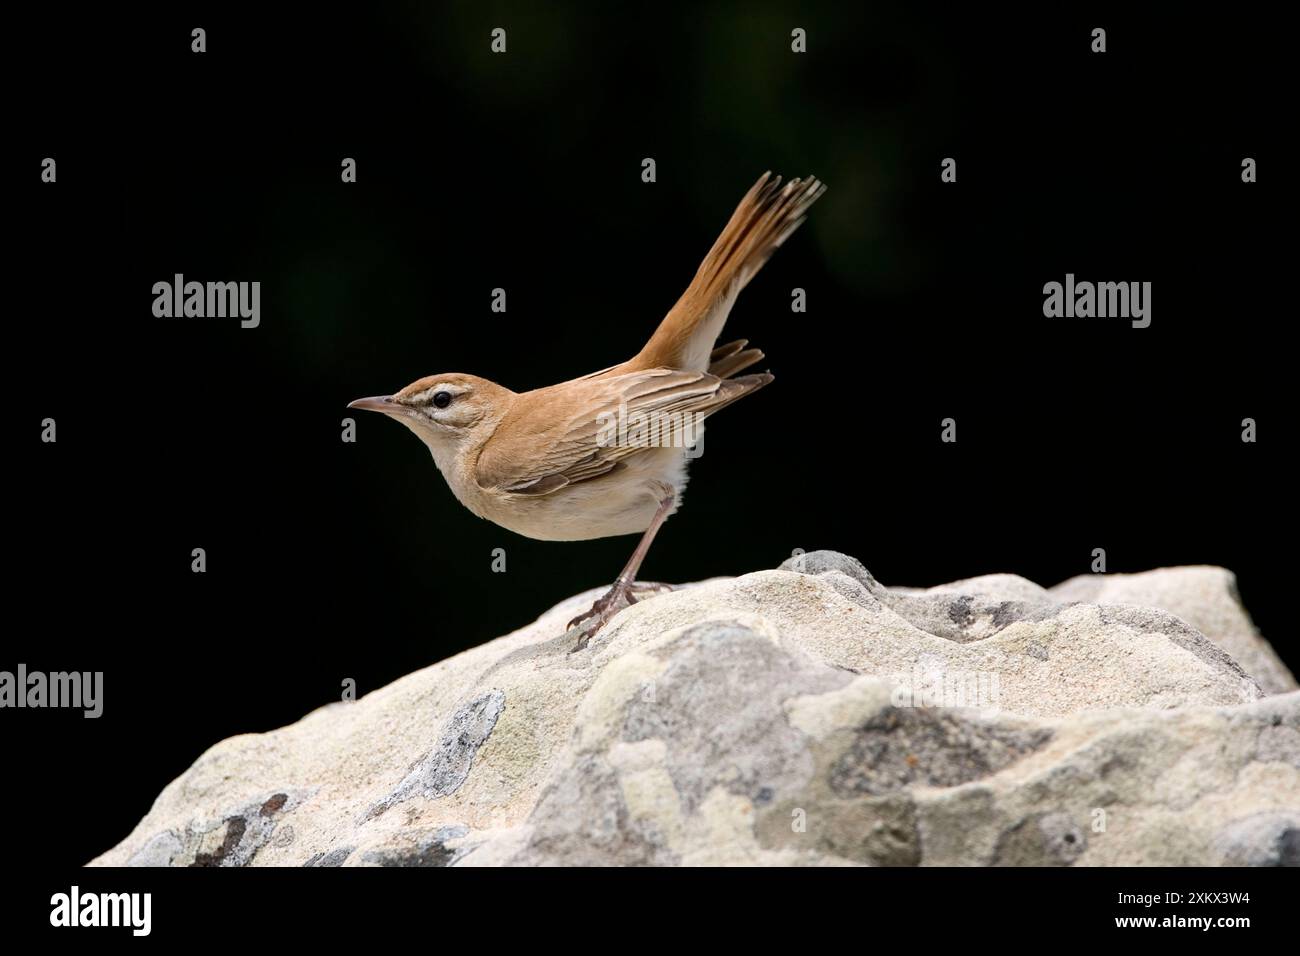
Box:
[567, 579, 672, 649]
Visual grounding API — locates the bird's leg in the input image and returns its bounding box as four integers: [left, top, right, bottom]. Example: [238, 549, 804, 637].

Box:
[568, 483, 677, 646]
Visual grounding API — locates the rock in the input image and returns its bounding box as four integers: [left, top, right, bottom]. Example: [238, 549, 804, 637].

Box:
[363, 690, 506, 821]
[92, 553, 1298, 867]
[125, 788, 311, 867]
[1213, 813, 1300, 867]
[1050, 566, 1296, 694]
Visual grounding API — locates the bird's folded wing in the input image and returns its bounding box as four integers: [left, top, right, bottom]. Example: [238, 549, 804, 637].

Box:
[476, 368, 762, 496]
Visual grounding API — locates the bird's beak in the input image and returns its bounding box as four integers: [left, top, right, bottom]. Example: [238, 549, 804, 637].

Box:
[348, 395, 404, 415]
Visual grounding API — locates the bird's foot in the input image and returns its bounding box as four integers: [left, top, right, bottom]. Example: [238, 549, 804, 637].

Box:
[567, 580, 676, 650]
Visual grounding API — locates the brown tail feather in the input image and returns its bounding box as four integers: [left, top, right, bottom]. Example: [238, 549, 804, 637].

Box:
[632, 172, 825, 373]
[708, 339, 766, 379]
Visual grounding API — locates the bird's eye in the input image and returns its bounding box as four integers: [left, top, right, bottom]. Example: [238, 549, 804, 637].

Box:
[432, 391, 452, 409]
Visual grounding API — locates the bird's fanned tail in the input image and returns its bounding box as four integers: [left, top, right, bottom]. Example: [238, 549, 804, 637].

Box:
[631, 172, 826, 373]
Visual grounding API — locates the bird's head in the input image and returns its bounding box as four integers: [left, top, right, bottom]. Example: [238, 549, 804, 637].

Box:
[348, 372, 512, 469]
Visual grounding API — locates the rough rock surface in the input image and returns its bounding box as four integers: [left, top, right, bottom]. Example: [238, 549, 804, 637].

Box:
[92, 553, 1298, 867]
[1050, 566, 1296, 695]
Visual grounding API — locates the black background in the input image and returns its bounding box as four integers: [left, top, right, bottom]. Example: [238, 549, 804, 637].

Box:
[9, 4, 1288, 869]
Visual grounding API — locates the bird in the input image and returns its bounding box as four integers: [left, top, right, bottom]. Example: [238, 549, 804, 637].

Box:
[349, 171, 826, 644]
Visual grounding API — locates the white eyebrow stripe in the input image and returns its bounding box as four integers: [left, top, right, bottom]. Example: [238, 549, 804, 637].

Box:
[409, 384, 466, 404]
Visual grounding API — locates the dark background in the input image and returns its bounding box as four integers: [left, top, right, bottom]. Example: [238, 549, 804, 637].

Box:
[9, 4, 1287, 867]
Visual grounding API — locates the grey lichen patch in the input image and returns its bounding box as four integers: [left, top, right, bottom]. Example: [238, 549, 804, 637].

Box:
[361, 826, 470, 867]
[993, 811, 1088, 866]
[303, 846, 354, 867]
[127, 789, 310, 868]
[853, 794, 920, 866]
[365, 689, 506, 821]
[520, 624, 853, 865]
[829, 708, 1051, 796]
[1212, 812, 1300, 866]
[948, 596, 975, 628]
[878, 594, 1063, 644]
[521, 754, 676, 866]
[622, 623, 850, 813]
[126, 830, 185, 867]
[766, 793, 921, 866]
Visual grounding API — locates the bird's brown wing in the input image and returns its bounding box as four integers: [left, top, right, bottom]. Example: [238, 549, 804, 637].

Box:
[475, 367, 772, 496]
